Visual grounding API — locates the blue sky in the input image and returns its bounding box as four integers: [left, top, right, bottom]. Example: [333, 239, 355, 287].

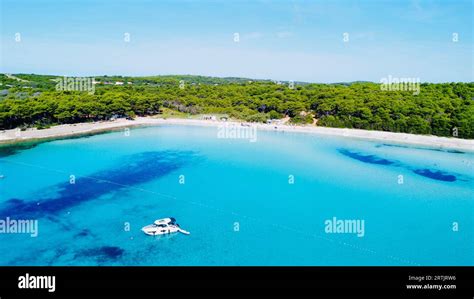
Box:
[0, 0, 472, 82]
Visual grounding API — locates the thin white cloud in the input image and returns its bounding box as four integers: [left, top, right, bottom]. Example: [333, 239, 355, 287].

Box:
[242, 32, 263, 40]
[402, 0, 442, 22]
[276, 31, 293, 39]
[351, 32, 375, 41]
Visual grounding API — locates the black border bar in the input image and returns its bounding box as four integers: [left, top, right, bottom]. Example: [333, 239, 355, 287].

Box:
[0, 266, 472, 298]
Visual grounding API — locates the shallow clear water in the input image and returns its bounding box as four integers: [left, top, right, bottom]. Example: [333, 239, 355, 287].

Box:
[0, 125, 472, 265]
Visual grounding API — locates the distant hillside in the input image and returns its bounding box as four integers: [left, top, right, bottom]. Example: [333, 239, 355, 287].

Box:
[0, 73, 310, 89]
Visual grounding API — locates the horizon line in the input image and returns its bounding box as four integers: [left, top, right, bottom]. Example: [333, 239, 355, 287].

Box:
[2, 72, 473, 85]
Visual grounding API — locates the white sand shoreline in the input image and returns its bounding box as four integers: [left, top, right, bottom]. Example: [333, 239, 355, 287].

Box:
[0, 117, 473, 152]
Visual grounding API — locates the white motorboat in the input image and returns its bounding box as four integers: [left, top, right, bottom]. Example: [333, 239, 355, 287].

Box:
[141, 217, 190, 236]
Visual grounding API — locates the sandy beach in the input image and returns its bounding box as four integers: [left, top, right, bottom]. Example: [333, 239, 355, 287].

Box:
[0, 117, 473, 152]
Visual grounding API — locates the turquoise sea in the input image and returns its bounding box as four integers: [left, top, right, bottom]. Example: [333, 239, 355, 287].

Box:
[0, 125, 472, 265]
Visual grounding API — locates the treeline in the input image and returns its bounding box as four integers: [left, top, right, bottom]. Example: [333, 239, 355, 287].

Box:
[0, 74, 473, 139]
[0, 89, 162, 129]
